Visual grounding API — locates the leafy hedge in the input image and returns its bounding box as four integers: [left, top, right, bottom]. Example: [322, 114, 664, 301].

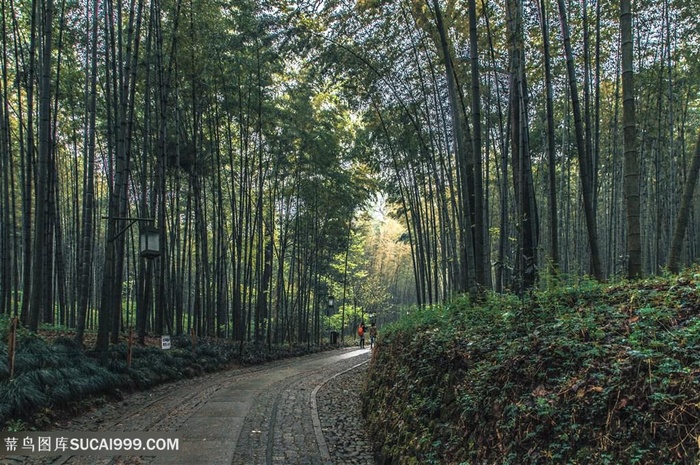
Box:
[362, 273, 700, 464]
[0, 328, 328, 429]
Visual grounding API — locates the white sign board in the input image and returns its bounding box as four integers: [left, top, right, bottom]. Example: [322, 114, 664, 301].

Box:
[161, 335, 171, 350]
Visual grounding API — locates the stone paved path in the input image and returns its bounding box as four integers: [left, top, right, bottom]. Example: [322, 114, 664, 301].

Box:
[315, 361, 375, 465]
[1, 348, 377, 465]
[226, 348, 375, 465]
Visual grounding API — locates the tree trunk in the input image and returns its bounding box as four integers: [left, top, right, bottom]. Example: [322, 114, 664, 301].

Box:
[508, 0, 538, 292]
[75, 0, 99, 344]
[468, 0, 487, 290]
[430, 0, 477, 297]
[97, 0, 144, 356]
[0, 0, 12, 316]
[538, 0, 559, 273]
[557, 0, 604, 281]
[621, 0, 642, 278]
[668, 130, 700, 273]
[20, 0, 38, 327]
[29, 0, 55, 331]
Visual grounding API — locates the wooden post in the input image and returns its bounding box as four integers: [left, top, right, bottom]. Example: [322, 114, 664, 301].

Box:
[127, 327, 134, 368]
[8, 317, 18, 379]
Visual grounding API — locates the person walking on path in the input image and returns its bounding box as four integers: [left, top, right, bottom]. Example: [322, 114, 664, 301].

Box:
[358, 322, 366, 349]
[369, 323, 377, 349]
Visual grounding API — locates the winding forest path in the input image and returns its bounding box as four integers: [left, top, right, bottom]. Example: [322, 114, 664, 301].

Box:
[3, 348, 375, 465]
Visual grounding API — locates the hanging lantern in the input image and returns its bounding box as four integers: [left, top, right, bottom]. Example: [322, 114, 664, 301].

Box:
[140, 226, 160, 259]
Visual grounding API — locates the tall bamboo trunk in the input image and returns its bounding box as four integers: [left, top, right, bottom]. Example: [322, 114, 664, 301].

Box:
[621, 0, 642, 278]
[508, 0, 538, 291]
[668, 130, 700, 273]
[538, 0, 559, 273]
[430, 0, 477, 297]
[557, 0, 604, 281]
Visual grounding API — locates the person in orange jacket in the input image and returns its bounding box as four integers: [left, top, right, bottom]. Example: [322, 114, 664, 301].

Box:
[358, 322, 366, 349]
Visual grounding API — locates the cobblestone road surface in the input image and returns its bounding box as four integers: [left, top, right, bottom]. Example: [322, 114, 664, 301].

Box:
[0, 348, 377, 465]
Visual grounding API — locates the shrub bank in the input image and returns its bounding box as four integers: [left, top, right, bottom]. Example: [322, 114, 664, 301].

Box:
[362, 274, 700, 464]
[0, 331, 329, 429]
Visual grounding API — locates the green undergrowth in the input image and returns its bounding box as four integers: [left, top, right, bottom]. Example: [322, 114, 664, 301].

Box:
[0, 330, 329, 429]
[362, 271, 700, 465]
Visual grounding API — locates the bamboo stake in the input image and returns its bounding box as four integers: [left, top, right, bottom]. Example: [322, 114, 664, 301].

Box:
[127, 327, 134, 368]
[8, 317, 18, 379]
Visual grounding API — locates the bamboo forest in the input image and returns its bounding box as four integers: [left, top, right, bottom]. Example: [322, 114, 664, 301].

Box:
[1, 0, 700, 351]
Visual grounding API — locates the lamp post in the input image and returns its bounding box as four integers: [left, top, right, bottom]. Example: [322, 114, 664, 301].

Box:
[100, 216, 159, 347]
[137, 225, 161, 344]
[327, 295, 335, 344]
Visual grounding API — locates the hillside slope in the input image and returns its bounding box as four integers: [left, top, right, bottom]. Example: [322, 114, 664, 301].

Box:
[362, 273, 700, 464]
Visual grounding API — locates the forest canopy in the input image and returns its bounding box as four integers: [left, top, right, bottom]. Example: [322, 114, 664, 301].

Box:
[1, 0, 700, 350]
